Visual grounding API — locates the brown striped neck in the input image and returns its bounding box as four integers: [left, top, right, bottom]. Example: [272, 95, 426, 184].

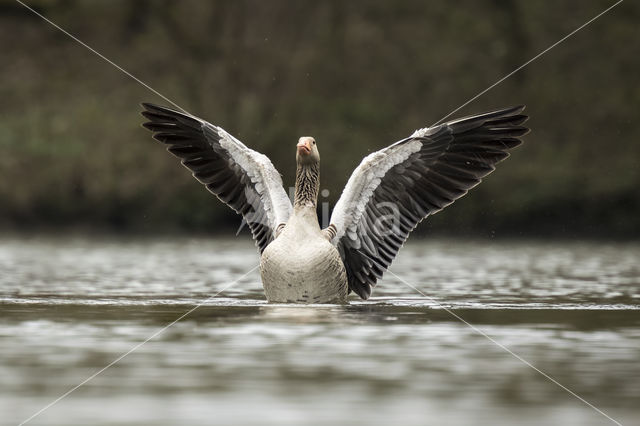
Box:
[294, 162, 319, 209]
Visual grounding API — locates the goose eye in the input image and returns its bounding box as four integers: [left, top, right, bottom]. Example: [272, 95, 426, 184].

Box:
[312, 141, 316, 145]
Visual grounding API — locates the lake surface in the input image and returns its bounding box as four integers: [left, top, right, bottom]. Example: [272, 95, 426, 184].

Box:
[1, 236, 638, 425]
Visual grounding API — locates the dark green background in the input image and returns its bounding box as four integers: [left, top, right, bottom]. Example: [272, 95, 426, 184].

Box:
[1, 0, 638, 238]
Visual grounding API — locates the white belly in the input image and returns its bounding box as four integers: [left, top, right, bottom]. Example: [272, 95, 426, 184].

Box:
[260, 229, 349, 304]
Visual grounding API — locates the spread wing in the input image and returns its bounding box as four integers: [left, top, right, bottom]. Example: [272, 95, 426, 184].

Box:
[141, 103, 292, 253]
[330, 106, 529, 299]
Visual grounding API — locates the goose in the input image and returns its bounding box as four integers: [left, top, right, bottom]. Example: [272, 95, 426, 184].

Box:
[141, 103, 529, 303]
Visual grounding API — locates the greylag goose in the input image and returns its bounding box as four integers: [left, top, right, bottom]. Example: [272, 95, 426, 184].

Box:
[141, 103, 529, 303]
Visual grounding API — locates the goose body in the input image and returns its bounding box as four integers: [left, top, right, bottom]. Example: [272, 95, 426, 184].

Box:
[141, 103, 529, 303]
[260, 205, 348, 303]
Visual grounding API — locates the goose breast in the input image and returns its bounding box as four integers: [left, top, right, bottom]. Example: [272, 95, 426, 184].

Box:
[260, 210, 348, 304]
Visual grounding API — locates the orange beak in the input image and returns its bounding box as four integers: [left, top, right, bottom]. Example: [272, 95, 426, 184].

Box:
[297, 139, 311, 156]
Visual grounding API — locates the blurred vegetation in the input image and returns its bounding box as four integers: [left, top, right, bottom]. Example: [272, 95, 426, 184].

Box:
[0, 0, 638, 238]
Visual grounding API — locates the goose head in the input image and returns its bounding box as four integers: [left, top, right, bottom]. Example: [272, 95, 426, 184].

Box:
[296, 136, 320, 165]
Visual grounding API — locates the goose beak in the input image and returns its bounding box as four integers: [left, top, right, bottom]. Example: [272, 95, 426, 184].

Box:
[297, 138, 312, 156]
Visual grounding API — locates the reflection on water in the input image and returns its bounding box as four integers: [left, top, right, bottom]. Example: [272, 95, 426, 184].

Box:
[0, 236, 639, 425]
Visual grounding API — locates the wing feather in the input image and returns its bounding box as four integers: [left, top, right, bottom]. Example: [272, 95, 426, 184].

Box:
[330, 106, 529, 299]
[141, 103, 292, 253]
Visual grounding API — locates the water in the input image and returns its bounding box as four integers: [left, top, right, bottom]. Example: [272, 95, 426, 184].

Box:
[1, 236, 638, 425]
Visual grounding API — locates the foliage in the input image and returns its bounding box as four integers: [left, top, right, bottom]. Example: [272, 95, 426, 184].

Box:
[1, 0, 638, 238]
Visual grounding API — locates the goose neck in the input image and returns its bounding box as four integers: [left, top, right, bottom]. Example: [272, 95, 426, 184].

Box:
[294, 162, 319, 209]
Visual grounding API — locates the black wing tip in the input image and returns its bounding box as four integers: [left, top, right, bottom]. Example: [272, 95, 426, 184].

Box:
[504, 105, 530, 132]
[141, 102, 174, 112]
[505, 108, 530, 137]
[495, 105, 530, 133]
[141, 121, 155, 130]
[506, 104, 525, 114]
[491, 105, 525, 117]
[478, 104, 527, 122]
[447, 104, 530, 139]
[492, 125, 529, 136]
[353, 283, 372, 300]
[451, 104, 526, 124]
[140, 103, 203, 135]
[140, 102, 167, 125]
[140, 102, 191, 121]
[140, 102, 167, 116]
